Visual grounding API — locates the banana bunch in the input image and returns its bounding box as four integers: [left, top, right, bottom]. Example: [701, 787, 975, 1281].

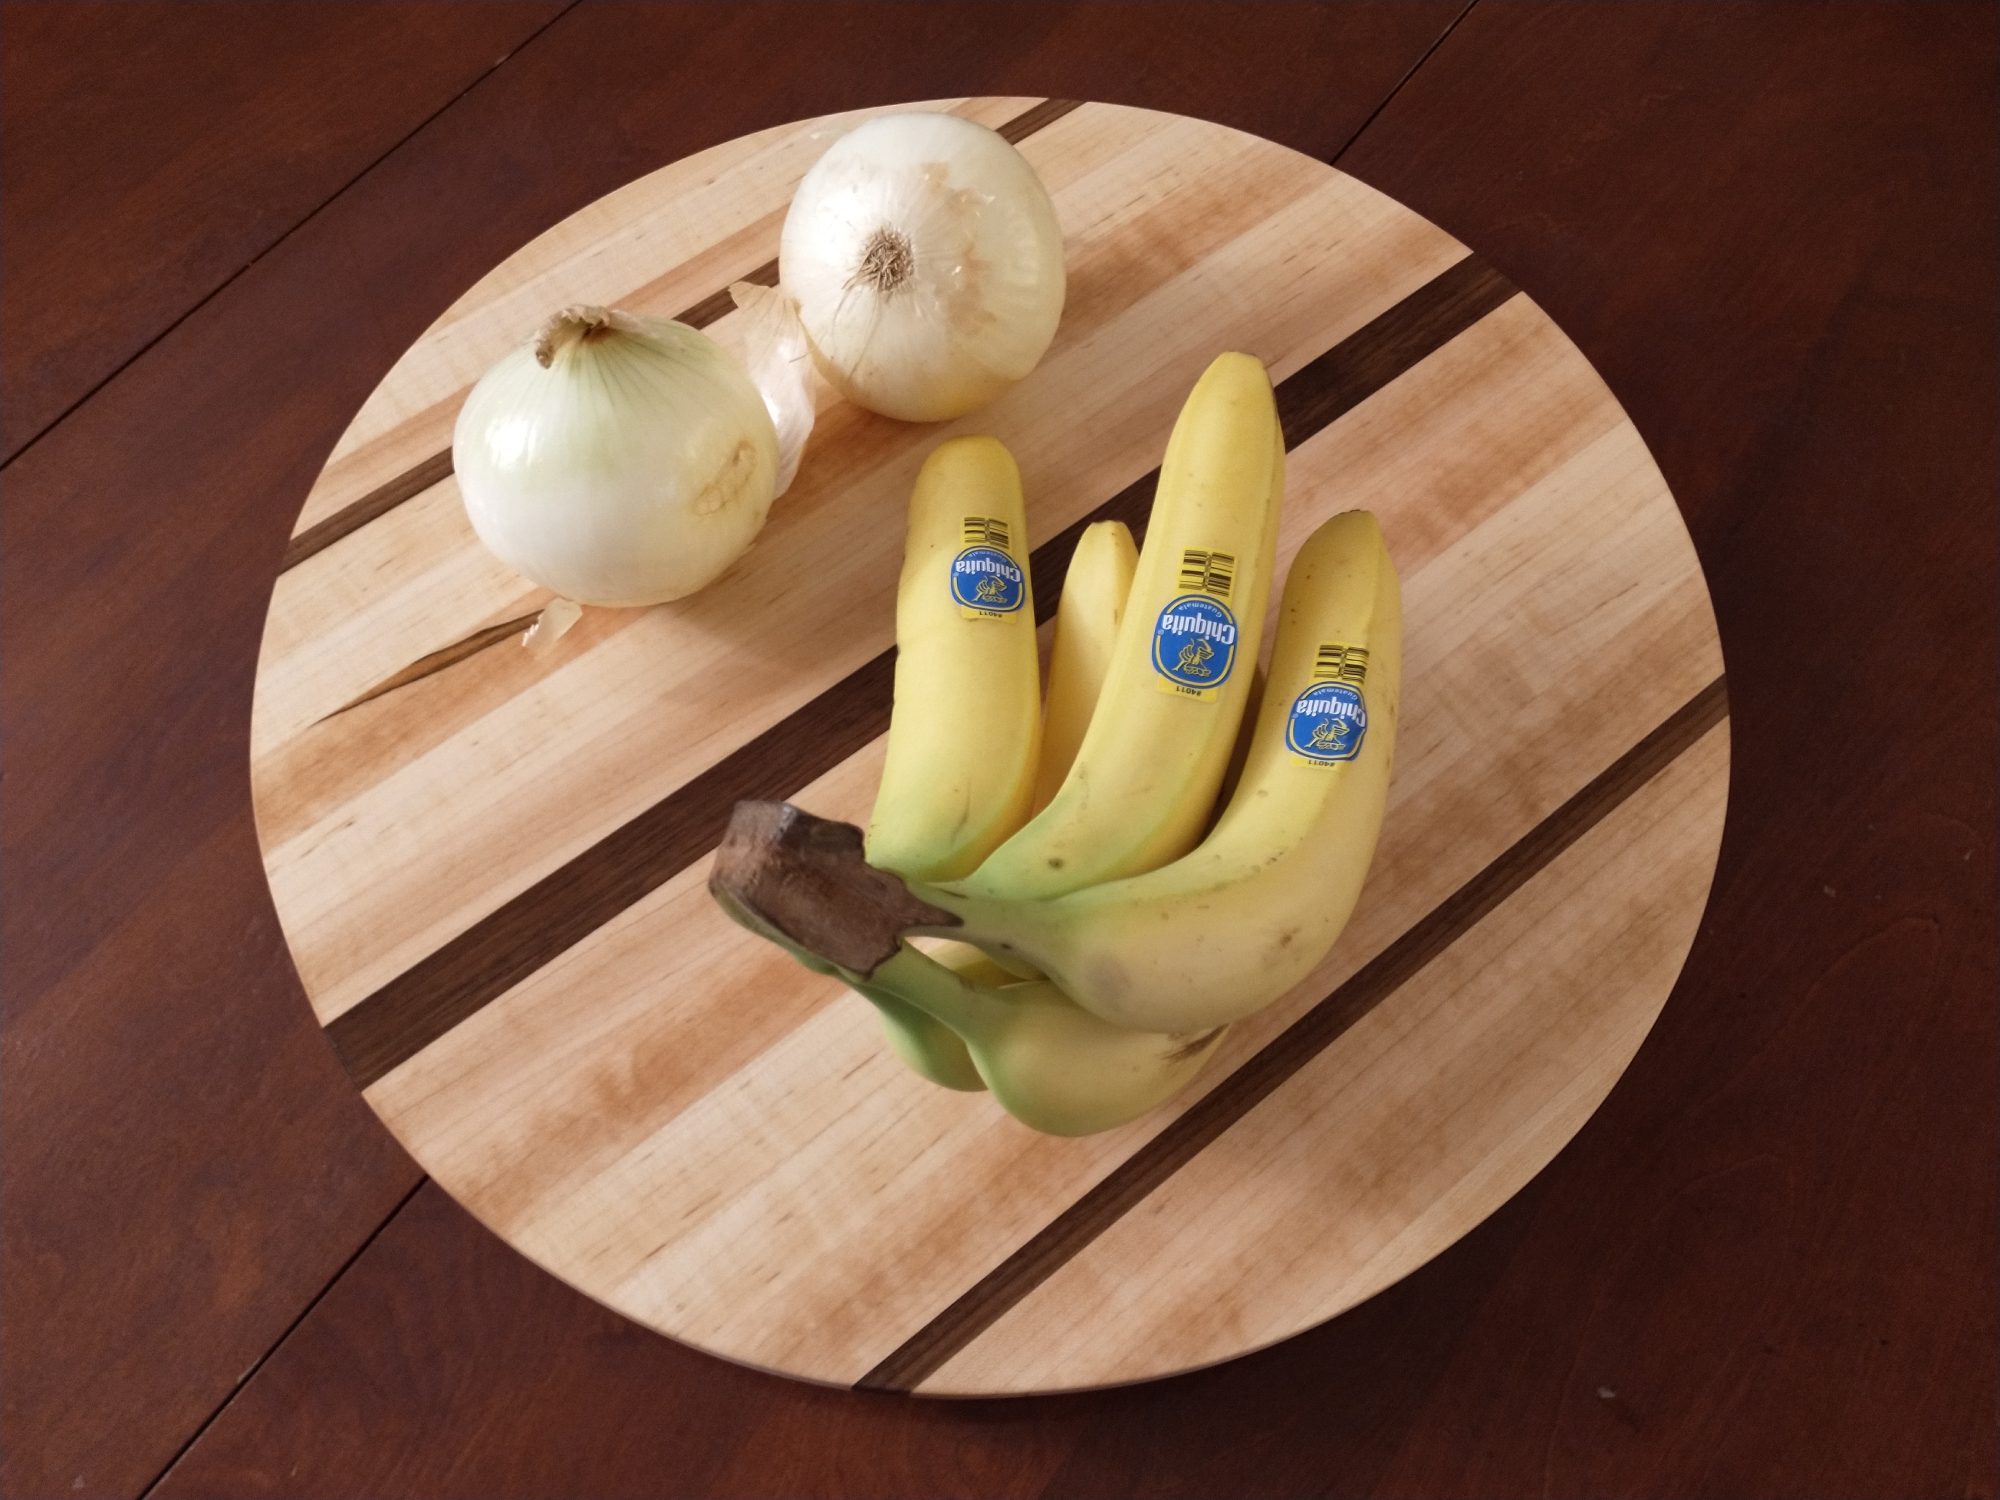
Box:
[808, 940, 1224, 1138]
[710, 353, 1402, 1134]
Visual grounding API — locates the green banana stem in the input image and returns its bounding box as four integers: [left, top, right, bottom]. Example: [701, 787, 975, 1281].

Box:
[857, 944, 1013, 1046]
[902, 884, 1056, 977]
[853, 982, 988, 1092]
[714, 875, 995, 1086]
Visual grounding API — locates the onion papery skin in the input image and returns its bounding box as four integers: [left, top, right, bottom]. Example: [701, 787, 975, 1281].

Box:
[780, 112, 1065, 423]
[454, 314, 779, 606]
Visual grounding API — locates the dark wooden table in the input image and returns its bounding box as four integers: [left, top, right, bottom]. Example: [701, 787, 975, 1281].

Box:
[4, 4, 1993, 1496]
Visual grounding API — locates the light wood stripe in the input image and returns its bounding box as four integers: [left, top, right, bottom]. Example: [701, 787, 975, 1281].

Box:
[857, 675, 1728, 1391]
[275, 100, 1083, 576]
[324, 254, 1518, 1088]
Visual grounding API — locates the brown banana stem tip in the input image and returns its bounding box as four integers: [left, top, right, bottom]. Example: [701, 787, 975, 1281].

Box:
[710, 801, 961, 975]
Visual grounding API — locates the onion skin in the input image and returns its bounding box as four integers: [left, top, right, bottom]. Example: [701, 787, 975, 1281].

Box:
[780, 112, 1066, 423]
[454, 310, 779, 607]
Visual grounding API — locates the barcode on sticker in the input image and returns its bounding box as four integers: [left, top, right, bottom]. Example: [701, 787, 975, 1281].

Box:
[1313, 643, 1369, 686]
[963, 516, 1012, 551]
[1177, 549, 1236, 599]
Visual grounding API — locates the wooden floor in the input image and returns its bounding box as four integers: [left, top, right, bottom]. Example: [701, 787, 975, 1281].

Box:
[3, 4, 1993, 1496]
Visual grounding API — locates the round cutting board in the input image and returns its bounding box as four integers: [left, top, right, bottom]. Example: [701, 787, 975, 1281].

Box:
[250, 99, 1729, 1394]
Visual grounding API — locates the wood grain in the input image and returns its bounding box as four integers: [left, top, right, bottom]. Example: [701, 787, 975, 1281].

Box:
[0, 1, 567, 463]
[4, 1, 1990, 1496]
[278, 450, 456, 574]
[246, 87, 1725, 1395]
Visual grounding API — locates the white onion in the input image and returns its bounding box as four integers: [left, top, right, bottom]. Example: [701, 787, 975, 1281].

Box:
[453, 306, 779, 606]
[779, 111, 1065, 423]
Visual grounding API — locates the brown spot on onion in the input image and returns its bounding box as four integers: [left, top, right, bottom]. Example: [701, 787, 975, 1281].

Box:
[691, 438, 759, 517]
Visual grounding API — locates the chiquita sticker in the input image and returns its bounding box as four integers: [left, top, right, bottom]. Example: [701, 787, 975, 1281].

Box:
[1152, 595, 1239, 698]
[950, 545, 1025, 618]
[1287, 681, 1368, 763]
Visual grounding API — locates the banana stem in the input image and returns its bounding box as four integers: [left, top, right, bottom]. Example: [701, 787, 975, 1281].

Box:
[706, 800, 1076, 1056]
[851, 981, 988, 1092]
[707, 801, 1015, 1046]
[904, 885, 1052, 978]
[709, 800, 962, 972]
[860, 945, 1011, 1045]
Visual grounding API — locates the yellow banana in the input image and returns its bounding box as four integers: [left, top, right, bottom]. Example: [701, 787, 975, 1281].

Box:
[850, 945, 1227, 1136]
[911, 509, 1402, 1032]
[862, 990, 986, 1092]
[868, 938, 1039, 1092]
[859, 940, 995, 1092]
[1032, 520, 1138, 814]
[957, 353, 1284, 900]
[865, 435, 1041, 883]
[709, 803, 1225, 1135]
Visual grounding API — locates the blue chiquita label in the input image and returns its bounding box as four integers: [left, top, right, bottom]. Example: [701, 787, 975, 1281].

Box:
[1152, 595, 1239, 698]
[950, 545, 1025, 616]
[1287, 681, 1369, 763]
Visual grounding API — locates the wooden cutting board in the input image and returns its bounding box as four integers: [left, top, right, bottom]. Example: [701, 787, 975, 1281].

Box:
[250, 98, 1728, 1395]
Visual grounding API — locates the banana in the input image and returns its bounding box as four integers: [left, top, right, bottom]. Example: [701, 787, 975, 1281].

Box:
[865, 435, 1042, 883]
[862, 986, 988, 1093]
[709, 802, 1224, 1135]
[909, 509, 1402, 1033]
[767, 936, 986, 1092]
[1032, 520, 1138, 814]
[861, 939, 1020, 1092]
[845, 945, 1227, 1136]
[1209, 659, 1267, 833]
[958, 353, 1284, 900]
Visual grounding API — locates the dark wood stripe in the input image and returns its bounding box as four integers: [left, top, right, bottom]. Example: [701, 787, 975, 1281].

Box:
[326, 252, 1518, 1088]
[672, 257, 782, 333]
[855, 673, 1730, 1393]
[281, 449, 455, 571]
[330, 650, 899, 1087]
[1274, 251, 1517, 449]
[1028, 252, 1517, 616]
[994, 96, 1083, 143]
[279, 100, 1083, 576]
